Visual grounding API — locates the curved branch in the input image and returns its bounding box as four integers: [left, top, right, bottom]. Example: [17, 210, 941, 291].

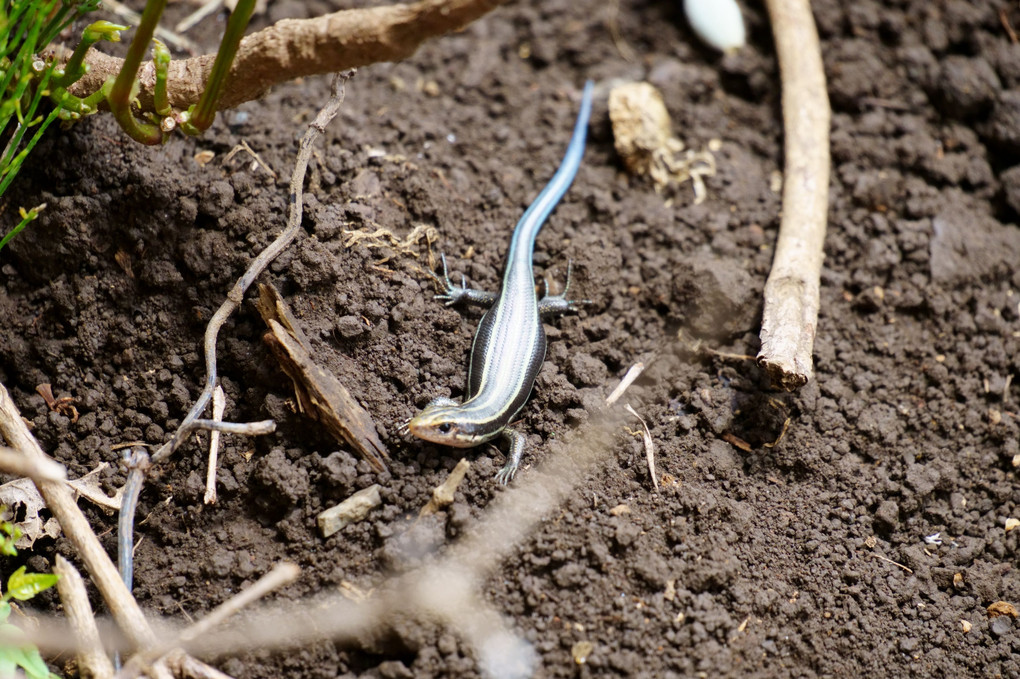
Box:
[67, 0, 508, 114]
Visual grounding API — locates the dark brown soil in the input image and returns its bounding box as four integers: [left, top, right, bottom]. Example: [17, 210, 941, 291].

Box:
[3, 0, 1020, 676]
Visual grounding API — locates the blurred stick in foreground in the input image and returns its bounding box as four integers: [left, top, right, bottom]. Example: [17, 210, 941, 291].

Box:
[758, 0, 830, 390]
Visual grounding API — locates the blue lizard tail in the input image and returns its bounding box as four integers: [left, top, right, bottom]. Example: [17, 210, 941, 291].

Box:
[506, 80, 594, 268]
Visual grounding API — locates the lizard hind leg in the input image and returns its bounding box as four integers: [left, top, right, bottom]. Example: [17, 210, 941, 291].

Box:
[494, 428, 527, 485]
[538, 259, 591, 318]
[429, 253, 498, 308]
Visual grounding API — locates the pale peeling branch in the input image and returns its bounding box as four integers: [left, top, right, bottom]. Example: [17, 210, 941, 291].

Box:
[66, 0, 509, 114]
[757, 0, 830, 390]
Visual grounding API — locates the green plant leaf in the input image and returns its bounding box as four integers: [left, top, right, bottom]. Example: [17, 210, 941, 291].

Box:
[0, 650, 17, 676]
[12, 644, 51, 679]
[5, 567, 58, 601]
[0, 643, 53, 679]
[0, 600, 10, 622]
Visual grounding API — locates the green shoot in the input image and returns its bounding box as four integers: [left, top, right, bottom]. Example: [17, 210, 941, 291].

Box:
[107, 0, 167, 145]
[0, 507, 60, 679]
[0, 0, 101, 251]
[183, 0, 256, 132]
[0, 203, 45, 252]
[152, 38, 171, 117]
[0, 511, 20, 557]
[53, 20, 127, 89]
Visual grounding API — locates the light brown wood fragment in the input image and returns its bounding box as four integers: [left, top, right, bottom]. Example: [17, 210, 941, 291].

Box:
[757, 0, 831, 391]
[420, 459, 470, 516]
[256, 283, 389, 472]
[318, 485, 383, 537]
[54, 555, 115, 679]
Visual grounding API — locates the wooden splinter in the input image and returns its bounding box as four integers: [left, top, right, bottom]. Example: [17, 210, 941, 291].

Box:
[317, 485, 382, 538]
[420, 458, 470, 517]
[256, 283, 389, 472]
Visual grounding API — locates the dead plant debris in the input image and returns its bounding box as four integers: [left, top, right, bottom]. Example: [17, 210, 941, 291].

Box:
[607, 81, 716, 204]
[256, 283, 389, 472]
[987, 601, 1019, 619]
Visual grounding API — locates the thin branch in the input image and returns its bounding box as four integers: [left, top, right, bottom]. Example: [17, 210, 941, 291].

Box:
[420, 458, 470, 516]
[151, 70, 352, 465]
[204, 385, 226, 504]
[606, 363, 645, 406]
[757, 0, 830, 390]
[119, 563, 301, 678]
[117, 447, 150, 593]
[64, 0, 508, 116]
[0, 382, 158, 651]
[178, 418, 276, 441]
[54, 555, 115, 679]
[0, 445, 67, 482]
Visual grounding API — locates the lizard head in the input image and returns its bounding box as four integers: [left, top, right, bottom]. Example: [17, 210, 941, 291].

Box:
[405, 399, 485, 448]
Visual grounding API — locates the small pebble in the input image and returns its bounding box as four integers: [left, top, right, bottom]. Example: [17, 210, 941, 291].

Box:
[991, 616, 1012, 637]
[683, 0, 746, 52]
[337, 315, 366, 338]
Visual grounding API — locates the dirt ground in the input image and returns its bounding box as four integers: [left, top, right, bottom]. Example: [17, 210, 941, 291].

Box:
[2, 0, 1020, 676]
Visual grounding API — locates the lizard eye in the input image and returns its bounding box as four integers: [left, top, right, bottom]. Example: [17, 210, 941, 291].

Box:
[438, 423, 453, 434]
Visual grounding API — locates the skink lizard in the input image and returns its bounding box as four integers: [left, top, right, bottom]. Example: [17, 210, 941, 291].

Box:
[402, 80, 594, 484]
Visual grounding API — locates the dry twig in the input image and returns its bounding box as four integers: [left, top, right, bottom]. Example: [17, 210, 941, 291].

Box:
[204, 385, 226, 505]
[54, 555, 115, 679]
[757, 0, 831, 390]
[420, 458, 470, 516]
[119, 563, 301, 678]
[868, 551, 913, 574]
[103, 73, 353, 672]
[117, 447, 150, 593]
[606, 363, 645, 406]
[222, 140, 277, 179]
[0, 445, 66, 482]
[176, 0, 224, 34]
[151, 70, 354, 466]
[64, 0, 509, 116]
[0, 382, 157, 651]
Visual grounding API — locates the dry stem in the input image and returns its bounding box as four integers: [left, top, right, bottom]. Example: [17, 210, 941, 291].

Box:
[623, 404, 657, 491]
[204, 385, 226, 505]
[119, 563, 300, 678]
[0, 445, 67, 482]
[757, 0, 831, 390]
[0, 382, 157, 651]
[150, 71, 351, 465]
[420, 458, 470, 516]
[65, 0, 508, 116]
[54, 555, 116, 679]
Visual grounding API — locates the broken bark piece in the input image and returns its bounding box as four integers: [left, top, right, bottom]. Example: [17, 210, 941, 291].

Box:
[420, 458, 470, 516]
[256, 283, 389, 472]
[318, 485, 382, 538]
